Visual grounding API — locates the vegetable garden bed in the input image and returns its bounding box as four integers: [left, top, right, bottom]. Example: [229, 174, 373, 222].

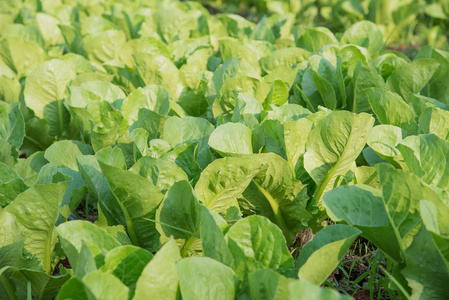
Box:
[0, 0, 448, 299]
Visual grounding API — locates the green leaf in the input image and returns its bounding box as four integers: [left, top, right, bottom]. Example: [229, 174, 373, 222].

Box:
[340, 21, 384, 53]
[14, 151, 48, 186]
[410, 94, 449, 116]
[206, 58, 260, 101]
[44, 140, 94, 171]
[259, 48, 310, 74]
[195, 157, 266, 214]
[401, 225, 449, 299]
[311, 70, 337, 110]
[283, 118, 313, 175]
[157, 181, 200, 242]
[240, 153, 311, 244]
[59, 24, 85, 55]
[414, 46, 449, 104]
[0, 75, 21, 103]
[367, 125, 404, 158]
[121, 85, 170, 125]
[84, 29, 126, 70]
[134, 53, 182, 100]
[0, 138, 14, 166]
[163, 116, 214, 147]
[56, 220, 124, 274]
[161, 142, 202, 185]
[59, 53, 92, 75]
[21, 118, 55, 157]
[5, 182, 69, 274]
[264, 66, 299, 88]
[57, 277, 88, 300]
[300, 62, 333, 111]
[83, 270, 129, 300]
[386, 59, 440, 103]
[420, 200, 449, 239]
[134, 238, 181, 300]
[215, 76, 270, 118]
[304, 111, 374, 201]
[97, 149, 165, 251]
[67, 81, 125, 109]
[297, 224, 361, 285]
[177, 257, 238, 300]
[419, 197, 449, 275]
[209, 123, 253, 156]
[260, 119, 287, 159]
[217, 14, 255, 38]
[397, 134, 449, 190]
[178, 90, 209, 117]
[36, 164, 87, 214]
[71, 242, 97, 279]
[76, 154, 126, 227]
[35, 13, 64, 47]
[352, 65, 387, 113]
[338, 45, 369, 76]
[100, 245, 153, 297]
[354, 166, 379, 189]
[137, 37, 171, 59]
[130, 156, 189, 193]
[218, 37, 259, 71]
[200, 205, 233, 266]
[365, 88, 417, 134]
[0, 101, 24, 151]
[0, 210, 41, 271]
[0, 38, 46, 77]
[95, 145, 126, 170]
[323, 184, 402, 262]
[296, 27, 338, 53]
[11, 269, 70, 300]
[66, 82, 127, 142]
[248, 268, 294, 300]
[418, 107, 449, 140]
[264, 104, 311, 123]
[90, 104, 132, 154]
[0, 162, 28, 207]
[377, 164, 443, 261]
[288, 279, 353, 299]
[143, 8, 198, 43]
[225, 216, 294, 278]
[24, 59, 76, 137]
[265, 80, 290, 107]
[2, 24, 44, 47]
[103, 60, 140, 94]
[132, 108, 167, 141]
[169, 37, 209, 67]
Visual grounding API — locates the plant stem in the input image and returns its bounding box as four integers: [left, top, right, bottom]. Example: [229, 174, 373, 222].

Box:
[379, 265, 411, 300]
[116, 200, 140, 247]
[385, 211, 408, 266]
[0, 274, 17, 300]
[253, 181, 293, 242]
[44, 229, 54, 274]
[295, 84, 317, 113]
[85, 194, 89, 221]
[27, 281, 32, 300]
[57, 99, 64, 138]
[181, 235, 197, 257]
[23, 135, 47, 151]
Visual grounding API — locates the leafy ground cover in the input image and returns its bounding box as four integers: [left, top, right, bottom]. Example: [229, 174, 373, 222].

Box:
[0, 0, 449, 299]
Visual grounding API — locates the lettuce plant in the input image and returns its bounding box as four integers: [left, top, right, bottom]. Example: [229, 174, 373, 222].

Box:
[0, 0, 448, 299]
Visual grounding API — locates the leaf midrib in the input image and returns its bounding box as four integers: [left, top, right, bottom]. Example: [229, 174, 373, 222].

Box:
[314, 125, 356, 202]
[204, 166, 265, 209]
[252, 180, 291, 241]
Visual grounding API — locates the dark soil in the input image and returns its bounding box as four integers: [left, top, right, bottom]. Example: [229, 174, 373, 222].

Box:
[52, 258, 72, 276]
